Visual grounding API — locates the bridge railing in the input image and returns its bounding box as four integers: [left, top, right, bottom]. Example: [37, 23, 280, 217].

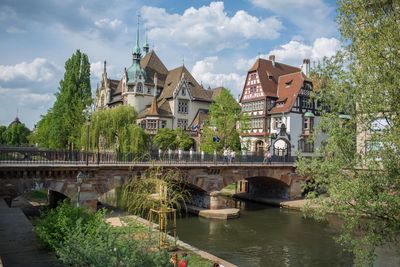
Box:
[0, 148, 296, 165]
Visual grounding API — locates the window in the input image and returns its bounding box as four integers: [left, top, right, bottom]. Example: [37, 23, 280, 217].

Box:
[285, 80, 293, 88]
[298, 139, 314, 153]
[304, 118, 310, 130]
[136, 82, 143, 93]
[273, 117, 282, 130]
[140, 121, 146, 129]
[178, 100, 189, 114]
[251, 118, 264, 129]
[147, 87, 151, 94]
[181, 87, 186, 96]
[177, 119, 188, 130]
[301, 97, 313, 109]
[147, 120, 157, 129]
[161, 120, 167, 128]
[250, 87, 256, 93]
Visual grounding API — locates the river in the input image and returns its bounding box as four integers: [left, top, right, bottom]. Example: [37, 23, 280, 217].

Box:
[176, 199, 353, 267]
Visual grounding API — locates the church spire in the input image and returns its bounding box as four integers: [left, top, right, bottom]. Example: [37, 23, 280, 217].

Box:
[132, 14, 141, 63]
[143, 28, 150, 54]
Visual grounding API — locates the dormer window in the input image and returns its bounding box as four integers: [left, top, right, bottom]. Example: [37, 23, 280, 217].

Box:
[285, 80, 293, 88]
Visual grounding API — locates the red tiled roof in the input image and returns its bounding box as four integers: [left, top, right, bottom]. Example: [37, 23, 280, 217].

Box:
[246, 58, 301, 99]
[270, 72, 305, 114]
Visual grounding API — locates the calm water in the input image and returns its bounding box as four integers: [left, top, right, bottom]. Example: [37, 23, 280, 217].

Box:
[176, 200, 353, 267]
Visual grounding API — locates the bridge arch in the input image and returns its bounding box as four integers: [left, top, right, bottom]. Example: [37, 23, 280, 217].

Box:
[246, 176, 290, 199]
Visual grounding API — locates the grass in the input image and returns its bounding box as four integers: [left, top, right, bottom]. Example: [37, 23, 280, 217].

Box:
[23, 189, 48, 201]
[185, 252, 213, 267]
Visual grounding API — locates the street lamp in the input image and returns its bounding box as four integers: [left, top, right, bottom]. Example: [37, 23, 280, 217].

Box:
[76, 171, 85, 207]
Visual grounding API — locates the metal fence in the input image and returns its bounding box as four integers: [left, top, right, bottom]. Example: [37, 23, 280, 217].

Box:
[0, 147, 296, 165]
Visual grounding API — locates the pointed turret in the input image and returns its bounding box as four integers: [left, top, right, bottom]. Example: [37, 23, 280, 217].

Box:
[143, 30, 150, 54]
[127, 15, 146, 84]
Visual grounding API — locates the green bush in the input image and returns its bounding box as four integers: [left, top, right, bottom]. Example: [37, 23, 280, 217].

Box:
[35, 200, 171, 266]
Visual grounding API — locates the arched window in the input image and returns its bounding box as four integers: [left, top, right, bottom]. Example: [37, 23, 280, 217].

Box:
[136, 82, 143, 93]
[182, 87, 186, 96]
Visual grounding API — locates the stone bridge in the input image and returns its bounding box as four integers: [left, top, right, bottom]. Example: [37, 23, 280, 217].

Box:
[0, 162, 303, 210]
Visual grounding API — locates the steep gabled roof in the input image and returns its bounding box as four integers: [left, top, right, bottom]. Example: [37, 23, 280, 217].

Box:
[249, 58, 301, 98]
[270, 72, 305, 114]
[137, 98, 173, 119]
[159, 65, 212, 102]
[140, 50, 168, 87]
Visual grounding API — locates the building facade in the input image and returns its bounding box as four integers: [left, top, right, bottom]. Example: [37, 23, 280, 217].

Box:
[95, 27, 220, 150]
[239, 56, 327, 156]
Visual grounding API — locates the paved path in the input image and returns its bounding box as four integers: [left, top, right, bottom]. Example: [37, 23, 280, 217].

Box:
[0, 199, 61, 267]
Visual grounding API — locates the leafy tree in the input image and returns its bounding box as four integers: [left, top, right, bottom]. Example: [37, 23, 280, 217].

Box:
[200, 88, 247, 153]
[3, 121, 30, 146]
[297, 1, 400, 266]
[153, 128, 193, 150]
[81, 105, 147, 154]
[33, 50, 92, 149]
[0, 125, 8, 144]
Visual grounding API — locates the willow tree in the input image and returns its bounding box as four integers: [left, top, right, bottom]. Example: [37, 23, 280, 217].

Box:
[120, 167, 191, 248]
[81, 105, 148, 154]
[297, 1, 400, 266]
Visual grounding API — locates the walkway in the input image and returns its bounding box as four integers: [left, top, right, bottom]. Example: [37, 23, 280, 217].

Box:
[0, 199, 60, 267]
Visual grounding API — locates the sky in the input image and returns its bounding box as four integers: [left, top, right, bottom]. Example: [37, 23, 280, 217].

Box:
[0, 0, 341, 129]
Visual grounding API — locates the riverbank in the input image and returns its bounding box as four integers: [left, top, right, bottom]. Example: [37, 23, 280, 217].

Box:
[0, 198, 61, 267]
[106, 213, 237, 267]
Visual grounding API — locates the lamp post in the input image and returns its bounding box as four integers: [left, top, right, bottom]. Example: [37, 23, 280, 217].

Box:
[76, 171, 84, 207]
[86, 118, 90, 166]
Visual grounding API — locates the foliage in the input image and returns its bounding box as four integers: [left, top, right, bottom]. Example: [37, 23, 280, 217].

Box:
[35, 200, 102, 250]
[0, 125, 6, 144]
[2, 121, 30, 146]
[297, 1, 400, 266]
[35, 200, 172, 266]
[200, 88, 247, 153]
[120, 167, 191, 217]
[32, 50, 92, 149]
[80, 105, 148, 154]
[153, 128, 193, 150]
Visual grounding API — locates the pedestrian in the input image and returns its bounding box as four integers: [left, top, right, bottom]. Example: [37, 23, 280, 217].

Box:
[227, 148, 232, 163]
[267, 151, 272, 164]
[178, 253, 188, 267]
[223, 148, 228, 164]
[230, 150, 236, 163]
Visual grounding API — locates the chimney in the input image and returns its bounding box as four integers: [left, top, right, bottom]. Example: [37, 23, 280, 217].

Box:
[269, 55, 275, 67]
[302, 59, 310, 76]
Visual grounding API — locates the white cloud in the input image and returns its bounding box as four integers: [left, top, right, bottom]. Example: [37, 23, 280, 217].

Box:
[250, 0, 336, 39]
[0, 58, 59, 83]
[94, 18, 123, 31]
[141, 1, 282, 52]
[236, 37, 341, 70]
[191, 56, 245, 97]
[0, 87, 55, 128]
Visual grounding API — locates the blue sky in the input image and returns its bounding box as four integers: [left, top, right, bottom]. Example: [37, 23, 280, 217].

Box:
[0, 0, 340, 128]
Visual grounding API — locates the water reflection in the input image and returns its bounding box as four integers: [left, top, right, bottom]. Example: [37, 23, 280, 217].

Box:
[176, 199, 353, 267]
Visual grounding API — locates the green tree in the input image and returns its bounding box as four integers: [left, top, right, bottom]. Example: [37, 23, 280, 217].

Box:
[0, 125, 7, 144]
[153, 128, 193, 151]
[200, 88, 246, 153]
[3, 121, 30, 146]
[297, 1, 400, 266]
[81, 105, 148, 154]
[33, 50, 92, 149]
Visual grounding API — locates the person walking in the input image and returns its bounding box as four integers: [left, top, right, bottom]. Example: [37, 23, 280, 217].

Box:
[230, 150, 236, 163]
[223, 148, 228, 164]
[267, 151, 272, 164]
